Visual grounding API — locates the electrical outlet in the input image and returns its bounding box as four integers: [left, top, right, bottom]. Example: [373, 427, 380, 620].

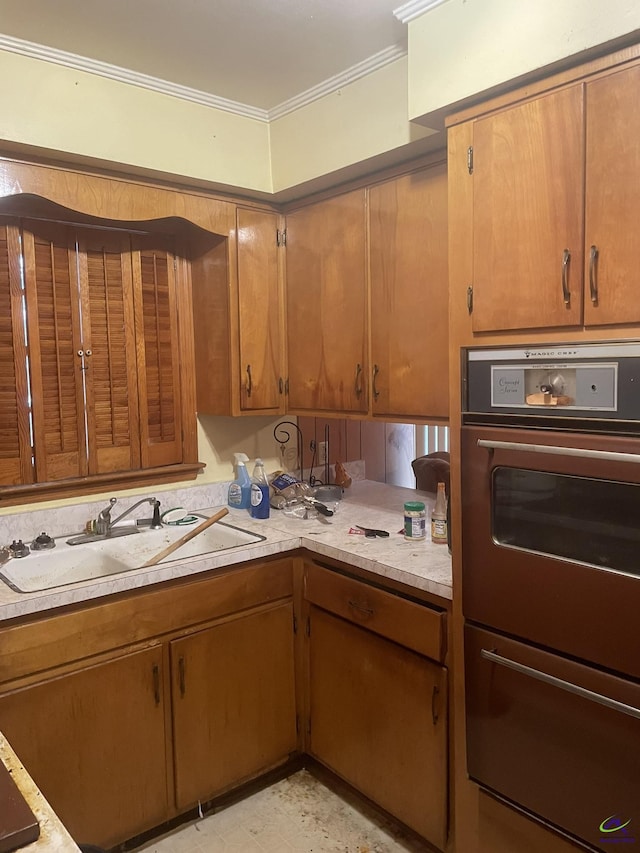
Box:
[318, 441, 328, 465]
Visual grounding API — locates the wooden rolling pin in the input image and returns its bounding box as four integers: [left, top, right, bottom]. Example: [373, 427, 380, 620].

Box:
[141, 507, 229, 567]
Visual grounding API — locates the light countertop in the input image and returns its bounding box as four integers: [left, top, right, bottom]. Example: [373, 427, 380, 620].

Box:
[0, 733, 80, 853]
[0, 481, 452, 622]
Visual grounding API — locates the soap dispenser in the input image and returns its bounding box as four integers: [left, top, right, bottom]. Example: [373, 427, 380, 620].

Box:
[228, 452, 251, 509]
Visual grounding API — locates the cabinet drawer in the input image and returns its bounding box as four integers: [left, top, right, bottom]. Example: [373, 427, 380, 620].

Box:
[304, 563, 446, 662]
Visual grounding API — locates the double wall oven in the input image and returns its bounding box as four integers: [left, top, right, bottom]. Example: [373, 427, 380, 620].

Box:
[461, 342, 640, 852]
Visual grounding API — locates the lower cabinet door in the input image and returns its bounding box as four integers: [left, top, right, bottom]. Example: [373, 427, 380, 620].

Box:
[170, 602, 297, 809]
[309, 606, 448, 849]
[0, 646, 168, 849]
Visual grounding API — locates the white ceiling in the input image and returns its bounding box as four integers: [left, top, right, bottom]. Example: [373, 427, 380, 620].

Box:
[0, 0, 410, 112]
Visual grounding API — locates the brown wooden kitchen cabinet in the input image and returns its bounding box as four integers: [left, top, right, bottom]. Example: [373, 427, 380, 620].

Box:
[304, 563, 449, 850]
[469, 85, 584, 332]
[583, 62, 640, 327]
[0, 558, 295, 848]
[285, 189, 369, 414]
[236, 207, 286, 412]
[192, 206, 286, 416]
[464, 59, 640, 333]
[369, 164, 449, 420]
[170, 600, 297, 809]
[0, 646, 168, 849]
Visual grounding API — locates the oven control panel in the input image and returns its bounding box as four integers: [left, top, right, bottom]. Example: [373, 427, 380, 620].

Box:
[490, 362, 616, 410]
[464, 341, 640, 426]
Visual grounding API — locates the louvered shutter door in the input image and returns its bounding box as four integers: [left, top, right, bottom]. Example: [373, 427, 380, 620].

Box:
[132, 236, 183, 467]
[77, 230, 141, 475]
[0, 220, 33, 485]
[22, 221, 87, 482]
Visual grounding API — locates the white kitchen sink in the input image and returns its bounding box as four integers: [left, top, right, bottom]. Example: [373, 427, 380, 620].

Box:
[0, 517, 266, 593]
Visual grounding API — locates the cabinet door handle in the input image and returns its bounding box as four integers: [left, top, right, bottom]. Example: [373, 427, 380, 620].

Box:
[432, 684, 440, 725]
[354, 363, 363, 398]
[178, 656, 186, 697]
[152, 663, 161, 706]
[589, 244, 599, 304]
[561, 249, 571, 305]
[372, 364, 380, 401]
[279, 376, 284, 395]
[348, 599, 374, 617]
[481, 648, 640, 721]
[245, 364, 252, 397]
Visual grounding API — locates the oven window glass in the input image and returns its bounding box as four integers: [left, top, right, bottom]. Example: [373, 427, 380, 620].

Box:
[492, 468, 640, 576]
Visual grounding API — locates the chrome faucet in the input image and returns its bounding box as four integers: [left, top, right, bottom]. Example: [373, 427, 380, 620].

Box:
[110, 497, 163, 531]
[95, 497, 117, 535]
[68, 496, 162, 545]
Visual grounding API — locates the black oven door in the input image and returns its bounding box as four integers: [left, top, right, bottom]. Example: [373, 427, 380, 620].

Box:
[461, 425, 640, 678]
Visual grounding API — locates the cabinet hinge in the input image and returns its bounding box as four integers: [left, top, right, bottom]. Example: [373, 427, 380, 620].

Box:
[276, 228, 287, 247]
[467, 145, 474, 175]
[293, 614, 298, 634]
[467, 285, 474, 314]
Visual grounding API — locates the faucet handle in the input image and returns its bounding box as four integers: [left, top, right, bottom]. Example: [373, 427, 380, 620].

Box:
[151, 499, 162, 530]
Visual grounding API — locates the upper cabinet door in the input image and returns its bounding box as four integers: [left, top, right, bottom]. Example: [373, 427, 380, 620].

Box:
[236, 208, 284, 412]
[286, 190, 368, 414]
[132, 236, 183, 469]
[584, 64, 640, 327]
[77, 229, 141, 475]
[472, 86, 585, 332]
[369, 165, 449, 420]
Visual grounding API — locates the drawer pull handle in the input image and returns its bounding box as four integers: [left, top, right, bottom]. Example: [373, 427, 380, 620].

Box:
[354, 363, 363, 398]
[432, 685, 440, 725]
[589, 244, 599, 304]
[561, 248, 571, 304]
[348, 599, 374, 617]
[152, 663, 161, 706]
[178, 655, 186, 697]
[372, 364, 380, 401]
[481, 648, 640, 721]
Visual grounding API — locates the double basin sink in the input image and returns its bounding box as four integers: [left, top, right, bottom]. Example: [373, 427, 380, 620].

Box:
[0, 513, 266, 594]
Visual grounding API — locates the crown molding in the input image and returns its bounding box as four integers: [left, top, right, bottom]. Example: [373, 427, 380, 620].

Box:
[0, 33, 407, 124]
[0, 33, 269, 121]
[393, 0, 451, 24]
[268, 44, 407, 120]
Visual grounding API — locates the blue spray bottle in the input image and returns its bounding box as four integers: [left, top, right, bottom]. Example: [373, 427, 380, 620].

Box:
[228, 452, 251, 509]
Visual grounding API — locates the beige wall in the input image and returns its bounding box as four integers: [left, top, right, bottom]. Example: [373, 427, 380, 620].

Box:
[4, 6, 640, 193]
[0, 50, 273, 194]
[270, 58, 435, 192]
[408, 0, 640, 125]
[0, 415, 291, 515]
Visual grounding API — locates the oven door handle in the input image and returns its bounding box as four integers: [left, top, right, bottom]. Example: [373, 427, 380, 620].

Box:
[481, 649, 640, 721]
[477, 438, 640, 465]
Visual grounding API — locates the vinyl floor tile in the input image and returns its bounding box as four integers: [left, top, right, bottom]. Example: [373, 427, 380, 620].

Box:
[132, 769, 430, 853]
